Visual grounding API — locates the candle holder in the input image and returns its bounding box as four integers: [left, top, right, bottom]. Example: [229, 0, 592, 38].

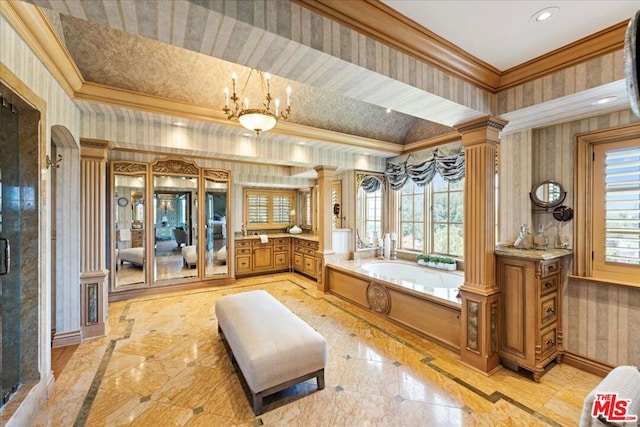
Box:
[390, 239, 398, 260]
[375, 244, 384, 259]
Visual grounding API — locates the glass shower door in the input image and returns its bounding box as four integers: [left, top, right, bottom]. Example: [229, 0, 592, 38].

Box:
[0, 104, 22, 407]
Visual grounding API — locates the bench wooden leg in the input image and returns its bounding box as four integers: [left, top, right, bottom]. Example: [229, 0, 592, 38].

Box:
[317, 369, 325, 390]
[253, 392, 263, 415]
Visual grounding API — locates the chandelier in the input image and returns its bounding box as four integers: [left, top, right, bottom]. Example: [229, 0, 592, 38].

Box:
[223, 69, 291, 135]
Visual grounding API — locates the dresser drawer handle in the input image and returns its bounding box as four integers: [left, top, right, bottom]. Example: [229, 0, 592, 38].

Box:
[546, 338, 555, 346]
[544, 281, 554, 288]
[546, 307, 555, 314]
[547, 265, 556, 270]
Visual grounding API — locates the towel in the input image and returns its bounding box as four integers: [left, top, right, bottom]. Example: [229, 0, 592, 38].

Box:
[119, 229, 131, 241]
[259, 234, 268, 243]
[580, 365, 640, 426]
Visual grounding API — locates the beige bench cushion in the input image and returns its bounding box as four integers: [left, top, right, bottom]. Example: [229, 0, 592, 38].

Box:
[215, 290, 326, 393]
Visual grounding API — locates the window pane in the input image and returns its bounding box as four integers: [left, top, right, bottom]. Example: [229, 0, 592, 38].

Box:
[414, 194, 424, 221]
[433, 193, 448, 222]
[433, 223, 448, 253]
[604, 146, 640, 265]
[449, 224, 464, 257]
[432, 174, 446, 192]
[449, 191, 463, 222]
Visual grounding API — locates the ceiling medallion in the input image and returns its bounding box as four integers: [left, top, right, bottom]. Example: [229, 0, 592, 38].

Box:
[223, 69, 291, 135]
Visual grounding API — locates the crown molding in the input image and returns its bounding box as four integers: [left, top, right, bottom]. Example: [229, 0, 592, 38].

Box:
[76, 82, 404, 155]
[2, 0, 84, 97]
[292, 0, 628, 93]
[292, 0, 501, 91]
[498, 21, 628, 90]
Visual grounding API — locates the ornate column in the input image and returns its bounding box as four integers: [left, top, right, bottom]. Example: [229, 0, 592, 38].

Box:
[314, 165, 337, 291]
[454, 116, 507, 375]
[80, 138, 112, 339]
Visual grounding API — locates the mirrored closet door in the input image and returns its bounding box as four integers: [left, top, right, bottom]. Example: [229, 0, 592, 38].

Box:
[110, 159, 231, 295]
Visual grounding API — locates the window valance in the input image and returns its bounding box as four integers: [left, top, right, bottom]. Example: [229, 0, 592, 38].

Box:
[385, 148, 465, 190]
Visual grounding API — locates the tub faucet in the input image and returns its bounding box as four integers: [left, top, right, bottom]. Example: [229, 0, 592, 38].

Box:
[376, 242, 384, 259]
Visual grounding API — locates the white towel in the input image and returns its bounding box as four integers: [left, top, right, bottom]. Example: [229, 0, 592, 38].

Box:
[580, 365, 640, 426]
[259, 234, 268, 243]
[119, 229, 131, 241]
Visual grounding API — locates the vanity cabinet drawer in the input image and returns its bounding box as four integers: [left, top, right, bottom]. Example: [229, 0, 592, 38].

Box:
[274, 252, 288, 268]
[236, 248, 251, 255]
[540, 327, 557, 360]
[273, 238, 288, 245]
[539, 275, 557, 295]
[540, 294, 557, 326]
[235, 255, 252, 273]
[542, 260, 560, 277]
[236, 240, 251, 248]
[274, 245, 288, 252]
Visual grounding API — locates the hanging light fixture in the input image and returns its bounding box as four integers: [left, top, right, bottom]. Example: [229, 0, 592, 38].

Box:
[223, 69, 291, 135]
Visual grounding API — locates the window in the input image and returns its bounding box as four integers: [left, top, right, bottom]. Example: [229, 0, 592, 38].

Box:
[399, 175, 464, 257]
[592, 140, 640, 280]
[432, 175, 464, 257]
[400, 180, 424, 250]
[364, 187, 382, 241]
[245, 189, 294, 230]
[575, 125, 640, 287]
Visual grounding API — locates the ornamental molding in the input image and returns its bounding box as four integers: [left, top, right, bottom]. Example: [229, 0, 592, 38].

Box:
[113, 162, 147, 173]
[153, 158, 199, 175]
[204, 169, 230, 181]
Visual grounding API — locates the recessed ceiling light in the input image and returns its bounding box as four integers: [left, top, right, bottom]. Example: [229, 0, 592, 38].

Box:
[530, 7, 559, 23]
[172, 121, 186, 127]
[362, 152, 370, 155]
[386, 108, 391, 113]
[298, 141, 306, 145]
[590, 96, 618, 106]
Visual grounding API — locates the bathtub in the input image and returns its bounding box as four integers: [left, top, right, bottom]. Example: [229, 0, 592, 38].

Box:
[326, 261, 463, 351]
[361, 262, 463, 303]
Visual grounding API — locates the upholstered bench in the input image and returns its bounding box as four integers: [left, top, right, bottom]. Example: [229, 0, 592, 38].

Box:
[182, 245, 197, 268]
[215, 290, 326, 415]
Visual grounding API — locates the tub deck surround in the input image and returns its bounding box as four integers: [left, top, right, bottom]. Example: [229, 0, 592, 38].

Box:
[328, 259, 464, 307]
[326, 260, 463, 351]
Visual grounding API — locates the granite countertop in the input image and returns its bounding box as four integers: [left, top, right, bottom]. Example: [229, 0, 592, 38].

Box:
[235, 233, 319, 242]
[495, 246, 572, 260]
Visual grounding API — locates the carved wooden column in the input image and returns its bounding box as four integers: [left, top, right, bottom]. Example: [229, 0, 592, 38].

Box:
[454, 116, 507, 375]
[314, 165, 337, 291]
[80, 138, 112, 339]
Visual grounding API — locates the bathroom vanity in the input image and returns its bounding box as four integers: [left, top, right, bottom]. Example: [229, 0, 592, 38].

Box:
[495, 247, 572, 381]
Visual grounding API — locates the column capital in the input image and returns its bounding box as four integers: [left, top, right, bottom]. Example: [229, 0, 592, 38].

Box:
[454, 116, 508, 135]
[314, 165, 338, 175]
[80, 137, 113, 160]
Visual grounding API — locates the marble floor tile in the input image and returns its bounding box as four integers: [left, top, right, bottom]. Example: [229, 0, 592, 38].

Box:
[35, 274, 603, 426]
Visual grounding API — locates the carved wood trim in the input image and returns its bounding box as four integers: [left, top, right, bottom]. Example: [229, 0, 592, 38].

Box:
[204, 169, 230, 181]
[112, 162, 147, 173]
[152, 158, 199, 176]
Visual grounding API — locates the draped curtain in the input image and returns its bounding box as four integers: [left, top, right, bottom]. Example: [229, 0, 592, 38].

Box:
[385, 149, 465, 190]
[360, 175, 382, 193]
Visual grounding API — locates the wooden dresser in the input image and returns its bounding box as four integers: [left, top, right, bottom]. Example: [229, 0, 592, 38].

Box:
[495, 248, 572, 381]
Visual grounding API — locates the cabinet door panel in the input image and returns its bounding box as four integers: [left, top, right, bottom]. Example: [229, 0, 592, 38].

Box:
[501, 263, 527, 358]
[253, 247, 273, 270]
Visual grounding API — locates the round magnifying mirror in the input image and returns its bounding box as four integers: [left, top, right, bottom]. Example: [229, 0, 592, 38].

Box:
[530, 180, 566, 208]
